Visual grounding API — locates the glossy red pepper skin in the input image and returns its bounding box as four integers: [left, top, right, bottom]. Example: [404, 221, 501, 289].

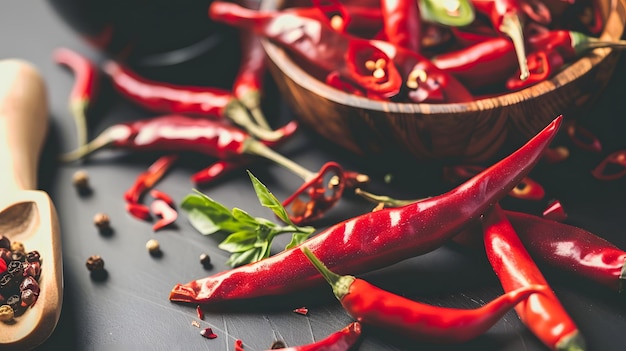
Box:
[431, 37, 518, 90]
[381, 0, 421, 52]
[482, 205, 585, 351]
[506, 50, 565, 91]
[103, 60, 234, 117]
[232, 29, 267, 113]
[302, 247, 545, 343]
[209, 1, 473, 103]
[266, 322, 361, 351]
[168, 116, 561, 305]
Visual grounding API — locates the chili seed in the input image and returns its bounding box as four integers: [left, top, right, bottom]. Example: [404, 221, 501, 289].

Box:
[364, 60, 376, 71]
[0, 235, 10, 250]
[93, 213, 111, 232]
[372, 68, 385, 79]
[10, 241, 24, 254]
[146, 239, 161, 255]
[85, 255, 105, 272]
[0, 304, 14, 322]
[329, 15, 344, 31]
[199, 253, 211, 268]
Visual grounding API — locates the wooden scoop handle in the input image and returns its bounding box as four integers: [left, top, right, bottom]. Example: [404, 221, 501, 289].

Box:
[0, 59, 49, 192]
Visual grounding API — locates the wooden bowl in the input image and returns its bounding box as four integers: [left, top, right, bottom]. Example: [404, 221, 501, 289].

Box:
[260, 0, 626, 164]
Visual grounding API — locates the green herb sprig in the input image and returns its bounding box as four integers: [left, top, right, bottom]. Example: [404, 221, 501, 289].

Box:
[180, 171, 315, 267]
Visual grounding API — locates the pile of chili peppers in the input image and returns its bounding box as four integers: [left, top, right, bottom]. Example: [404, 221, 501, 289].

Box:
[208, 0, 625, 101]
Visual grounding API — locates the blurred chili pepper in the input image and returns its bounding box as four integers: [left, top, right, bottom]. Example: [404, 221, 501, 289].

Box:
[505, 50, 565, 91]
[528, 30, 626, 60]
[209, 1, 474, 103]
[58, 115, 366, 224]
[566, 120, 602, 153]
[482, 205, 585, 351]
[471, 0, 540, 80]
[168, 116, 561, 305]
[103, 60, 283, 142]
[191, 120, 299, 185]
[124, 154, 179, 205]
[381, 0, 421, 52]
[302, 247, 546, 343]
[591, 150, 626, 180]
[420, 0, 476, 27]
[52, 47, 99, 148]
[431, 37, 518, 90]
[265, 322, 361, 351]
[519, 0, 552, 24]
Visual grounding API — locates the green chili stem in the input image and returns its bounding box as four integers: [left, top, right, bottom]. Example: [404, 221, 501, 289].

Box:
[225, 100, 282, 141]
[58, 128, 114, 162]
[70, 99, 89, 149]
[500, 12, 529, 81]
[244, 139, 316, 181]
[354, 188, 418, 207]
[301, 246, 355, 300]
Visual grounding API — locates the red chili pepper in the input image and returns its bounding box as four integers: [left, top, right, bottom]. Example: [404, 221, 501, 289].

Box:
[168, 116, 561, 305]
[52, 47, 99, 148]
[196, 305, 204, 320]
[519, 0, 552, 24]
[505, 50, 565, 91]
[380, 0, 421, 52]
[302, 247, 545, 343]
[482, 205, 585, 351]
[150, 199, 178, 231]
[566, 121, 602, 153]
[209, 1, 474, 103]
[126, 202, 152, 221]
[431, 37, 518, 91]
[471, 0, 536, 80]
[200, 327, 218, 339]
[124, 154, 179, 204]
[150, 189, 175, 208]
[235, 339, 244, 351]
[190, 120, 299, 185]
[263, 322, 361, 351]
[528, 30, 626, 61]
[591, 149, 626, 180]
[292, 307, 308, 315]
[103, 60, 284, 142]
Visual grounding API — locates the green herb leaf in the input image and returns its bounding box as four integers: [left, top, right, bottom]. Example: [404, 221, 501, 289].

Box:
[218, 231, 258, 253]
[247, 170, 294, 225]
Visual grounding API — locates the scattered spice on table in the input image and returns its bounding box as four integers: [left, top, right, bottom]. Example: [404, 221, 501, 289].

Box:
[200, 327, 218, 339]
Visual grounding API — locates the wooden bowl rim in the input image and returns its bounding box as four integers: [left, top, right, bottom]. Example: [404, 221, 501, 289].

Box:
[260, 0, 624, 115]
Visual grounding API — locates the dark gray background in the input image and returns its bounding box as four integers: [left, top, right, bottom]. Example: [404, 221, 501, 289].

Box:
[3, 1, 626, 350]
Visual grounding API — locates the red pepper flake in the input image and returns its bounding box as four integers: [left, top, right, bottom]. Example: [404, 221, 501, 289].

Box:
[542, 200, 568, 222]
[150, 189, 175, 207]
[234, 339, 244, 351]
[196, 305, 204, 320]
[200, 327, 218, 339]
[126, 202, 152, 221]
[150, 199, 178, 231]
[293, 307, 308, 316]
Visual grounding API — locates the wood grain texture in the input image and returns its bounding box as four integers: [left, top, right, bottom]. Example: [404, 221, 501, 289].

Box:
[261, 0, 626, 164]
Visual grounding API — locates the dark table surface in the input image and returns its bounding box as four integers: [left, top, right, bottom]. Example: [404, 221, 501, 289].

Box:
[3, 1, 626, 351]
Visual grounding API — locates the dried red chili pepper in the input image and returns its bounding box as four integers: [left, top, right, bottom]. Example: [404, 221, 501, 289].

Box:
[209, 1, 474, 103]
[528, 30, 626, 61]
[505, 50, 565, 91]
[380, 0, 421, 52]
[126, 202, 152, 221]
[124, 154, 179, 204]
[302, 247, 545, 343]
[151, 199, 178, 231]
[200, 327, 218, 339]
[196, 305, 204, 320]
[103, 60, 283, 142]
[591, 150, 626, 180]
[292, 307, 308, 315]
[168, 116, 561, 305]
[150, 189, 175, 207]
[264, 322, 361, 351]
[52, 47, 99, 148]
[482, 205, 585, 351]
[431, 37, 518, 90]
[471, 0, 542, 81]
[235, 339, 245, 351]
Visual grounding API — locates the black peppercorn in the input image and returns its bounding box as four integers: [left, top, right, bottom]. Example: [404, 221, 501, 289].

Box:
[86, 255, 105, 272]
[199, 253, 212, 268]
[7, 260, 23, 277]
[26, 250, 40, 263]
[0, 271, 15, 293]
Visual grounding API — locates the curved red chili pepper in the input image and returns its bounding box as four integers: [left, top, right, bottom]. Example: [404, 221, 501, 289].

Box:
[591, 150, 626, 180]
[124, 154, 179, 204]
[566, 121, 602, 153]
[302, 247, 546, 343]
[505, 50, 565, 91]
[52, 47, 99, 148]
[263, 322, 361, 351]
[482, 205, 585, 351]
[431, 37, 518, 91]
[168, 116, 561, 305]
[151, 199, 178, 231]
[380, 0, 421, 52]
[126, 202, 152, 221]
[103, 60, 232, 117]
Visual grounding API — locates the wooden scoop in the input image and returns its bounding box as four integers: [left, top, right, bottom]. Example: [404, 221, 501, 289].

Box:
[0, 59, 63, 349]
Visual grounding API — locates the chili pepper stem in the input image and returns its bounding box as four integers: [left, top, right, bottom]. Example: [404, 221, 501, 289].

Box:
[572, 31, 626, 54]
[237, 90, 271, 130]
[243, 138, 316, 181]
[500, 12, 530, 81]
[70, 99, 89, 148]
[556, 331, 586, 351]
[225, 100, 283, 142]
[301, 246, 355, 300]
[58, 128, 115, 162]
[354, 188, 416, 207]
[620, 261, 626, 293]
